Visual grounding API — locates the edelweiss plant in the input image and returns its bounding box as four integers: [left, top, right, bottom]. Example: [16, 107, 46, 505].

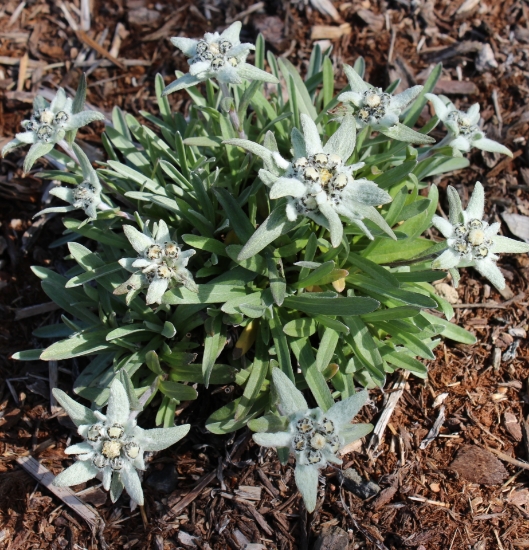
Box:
[36, 144, 102, 219]
[337, 64, 434, 144]
[425, 94, 512, 157]
[2, 77, 104, 173]
[163, 21, 278, 95]
[252, 369, 372, 511]
[11, 26, 528, 511]
[53, 377, 190, 505]
[116, 220, 198, 305]
[432, 182, 529, 289]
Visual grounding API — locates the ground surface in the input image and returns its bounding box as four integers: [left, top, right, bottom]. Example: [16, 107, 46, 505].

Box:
[1, 1, 529, 549]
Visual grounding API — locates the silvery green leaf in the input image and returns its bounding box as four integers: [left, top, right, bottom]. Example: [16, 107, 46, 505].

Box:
[258, 169, 278, 187]
[291, 127, 306, 159]
[490, 236, 529, 254]
[49, 186, 75, 202]
[2, 137, 27, 157]
[237, 63, 279, 84]
[72, 143, 94, 180]
[432, 248, 461, 270]
[64, 442, 93, 455]
[424, 93, 448, 121]
[123, 225, 152, 254]
[474, 257, 505, 290]
[52, 388, 98, 426]
[237, 206, 297, 261]
[323, 114, 355, 160]
[146, 277, 169, 305]
[472, 137, 512, 157]
[110, 473, 124, 503]
[446, 186, 463, 225]
[252, 431, 292, 448]
[343, 63, 370, 93]
[432, 215, 453, 238]
[162, 73, 202, 96]
[340, 423, 374, 445]
[326, 390, 368, 428]
[465, 181, 484, 221]
[223, 138, 276, 172]
[66, 111, 104, 131]
[15, 131, 36, 144]
[53, 460, 99, 487]
[272, 368, 308, 416]
[50, 87, 66, 111]
[449, 268, 461, 288]
[270, 177, 306, 199]
[300, 114, 322, 156]
[450, 136, 471, 152]
[121, 463, 144, 505]
[391, 85, 423, 110]
[24, 142, 54, 173]
[141, 424, 190, 452]
[106, 379, 130, 426]
[170, 36, 198, 56]
[381, 123, 435, 145]
[318, 202, 343, 248]
[295, 464, 319, 513]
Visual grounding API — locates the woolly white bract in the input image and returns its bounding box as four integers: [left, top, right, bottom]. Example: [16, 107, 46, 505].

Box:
[1, 87, 104, 173]
[337, 64, 434, 145]
[35, 144, 102, 220]
[425, 94, 512, 157]
[53, 378, 190, 505]
[163, 21, 278, 95]
[116, 220, 197, 305]
[252, 369, 372, 512]
[432, 182, 529, 289]
[227, 114, 396, 248]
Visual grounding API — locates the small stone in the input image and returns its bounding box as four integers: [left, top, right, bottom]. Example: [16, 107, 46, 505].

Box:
[450, 445, 508, 485]
[312, 526, 349, 550]
[146, 464, 178, 494]
[475, 43, 498, 73]
[339, 468, 380, 500]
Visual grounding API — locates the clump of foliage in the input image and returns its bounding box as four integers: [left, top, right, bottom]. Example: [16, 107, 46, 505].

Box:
[6, 22, 527, 509]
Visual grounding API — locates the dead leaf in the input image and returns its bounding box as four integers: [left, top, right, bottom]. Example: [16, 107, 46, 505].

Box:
[501, 213, 529, 243]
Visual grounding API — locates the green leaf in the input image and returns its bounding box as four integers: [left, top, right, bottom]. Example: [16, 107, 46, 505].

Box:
[206, 393, 268, 434]
[381, 348, 428, 378]
[237, 206, 298, 261]
[283, 294, 379, 316]
[316, 328, 339, 372]
[283, 317, 318, 338]
[65, 262, 123, 288]
[146, 350, 164, 375]
[12, 349, 44, 361]
[182, 235, 229, 257]
[379, 321, 435, 359]
[361, 306, 420, 323]
[343, 317, 385, 381]
[40, 331, 114, 361]
[294, 261, 335, 289]
[421, 312, 477, 344]
[347, 253, 400, 287]
[168, 363, 236, 385]
[374, 160, 417, 190]
[403, 63, 442, 127]
[163, 284, 246, 305]
[202, 315, 226, 387]
[267, 255, 286, 306]
[159, 381, 198, 401]
[213, 188, 254, 243]
[269, 309, 295, 383]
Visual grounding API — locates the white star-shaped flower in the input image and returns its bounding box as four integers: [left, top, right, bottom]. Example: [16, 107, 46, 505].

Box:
[432, 182, 529, 289]
[163, 21, 278, 95]
[35, 144, 102, 220]
[115, 219, 197, 305]
[425, 94, 512, 157]
[337, 64, 434, 144]
[252, 369, 372, 512]
[53, 378, 190, 505]
[227, 114, 396, 248]
[2, 86, 104, 173]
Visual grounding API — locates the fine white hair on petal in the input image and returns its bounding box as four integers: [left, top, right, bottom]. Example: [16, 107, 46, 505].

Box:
[432, 216, 454, 239]
[464, 181, 485, 221]
[473, 257, 505, 290]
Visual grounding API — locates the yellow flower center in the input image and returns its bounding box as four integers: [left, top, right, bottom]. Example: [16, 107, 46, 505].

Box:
[468, 229, 485, 246]
[102, 440, 122, 459]
[310, 433, 326, 450]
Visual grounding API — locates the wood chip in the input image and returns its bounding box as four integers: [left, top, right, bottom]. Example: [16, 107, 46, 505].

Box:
[504, 412, 523, 441]
[75, 30, 126, 70]
[450, 446, 508, 485]
[16, 456, 101, 529]
[311, 23, 351, 40]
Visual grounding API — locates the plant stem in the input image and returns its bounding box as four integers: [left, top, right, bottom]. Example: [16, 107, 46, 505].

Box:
[219, 81, 246, 139]
[417, 135, 451, 161]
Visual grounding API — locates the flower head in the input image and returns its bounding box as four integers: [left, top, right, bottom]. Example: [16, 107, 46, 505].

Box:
[425, 94, 512, 157]
[2, 86, 104, 173]
[163, 21, 278, 95]
[53, 378, 190, 505]
[230, 114, 396, 247]
[432, 182, 529, 289]
[252, 369, 372, 512]
[337, 65, 433, 144]
[115, 220, 197, 305]
[35, 144, 102, 220]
